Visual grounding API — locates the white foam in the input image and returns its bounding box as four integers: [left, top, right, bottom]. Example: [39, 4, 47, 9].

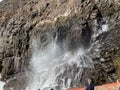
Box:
[0, 74, 5, 90]
[102, 24, 108, 32]
[0, 0, 3, 2]
[92, 23, 109, 40]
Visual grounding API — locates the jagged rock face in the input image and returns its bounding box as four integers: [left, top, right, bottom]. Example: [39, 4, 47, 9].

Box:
[0, 0, 120, 89]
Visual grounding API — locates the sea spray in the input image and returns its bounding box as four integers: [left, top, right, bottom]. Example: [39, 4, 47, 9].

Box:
[26, 23, 109, 90]
[0, 74, 5, 90]
[26, 36, 94, 90]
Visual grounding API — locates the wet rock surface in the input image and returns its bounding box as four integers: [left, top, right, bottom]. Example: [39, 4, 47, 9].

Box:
[0, 0, 120, 89]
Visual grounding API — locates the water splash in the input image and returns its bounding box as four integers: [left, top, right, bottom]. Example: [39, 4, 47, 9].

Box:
[0, 74, 5, 90]
[26, 23, 109, 90]
[26, 36, 94, 90]
[0, 0, 3, 2]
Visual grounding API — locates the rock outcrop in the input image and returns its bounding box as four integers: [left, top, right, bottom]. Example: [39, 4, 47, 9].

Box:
[0, 0, 120, 89]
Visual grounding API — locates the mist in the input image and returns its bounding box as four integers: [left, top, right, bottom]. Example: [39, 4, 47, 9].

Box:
[26, 22, 109, 90]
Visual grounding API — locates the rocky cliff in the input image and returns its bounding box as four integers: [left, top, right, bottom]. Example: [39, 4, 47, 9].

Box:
[0, 0, 120, 90]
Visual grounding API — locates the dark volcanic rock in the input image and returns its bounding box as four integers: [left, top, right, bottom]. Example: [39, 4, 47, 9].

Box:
[0, 0, 120, 89]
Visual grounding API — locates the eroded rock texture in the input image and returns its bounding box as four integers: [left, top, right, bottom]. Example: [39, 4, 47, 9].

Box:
[0, 0, 120, 90]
